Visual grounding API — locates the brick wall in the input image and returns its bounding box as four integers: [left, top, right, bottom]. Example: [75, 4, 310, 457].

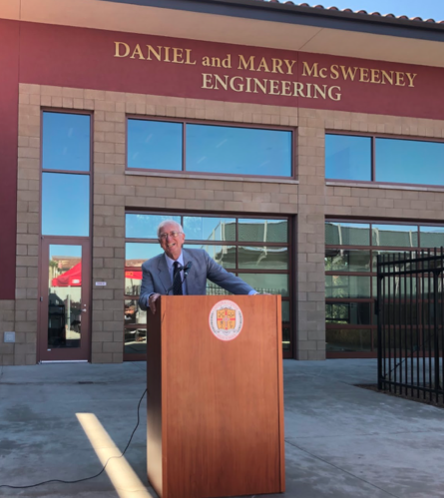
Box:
[12, 83, 444, 365]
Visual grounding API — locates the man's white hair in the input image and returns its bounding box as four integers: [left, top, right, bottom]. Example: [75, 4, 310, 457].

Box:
[157, 219, 184, 239]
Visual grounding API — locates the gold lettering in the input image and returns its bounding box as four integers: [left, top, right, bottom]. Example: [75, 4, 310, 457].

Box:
[253, 78, 268, 94]
[281, 81, 292, 97]
[302, 62, 320, 78]
[306, 83, 313, 98]
[114, 41, 130, 58]
[328, 86, 342, 101]
[211, 57, 222, 68]
[130, 44, 145, 60]
[269, 80, 281, 95]
[257, 57, 270, 72]
[146, 45, 162, 61]
[202, 56, 211, 67]
[238, 55, 256, 71]
[229, 76, 244, 92]
[370, 69, 380, 84]
[359, 68, 370, 83]
[221, 54, 231, 68]
[172, 48, 184, 64]
[406, 73, 417, 87]
[381, 70, 394, 85]
[271, 59, 284, 74]
[284, 59, 296, 75]
[340, 66, 358, 81]
[164, 47, 171, 63]
[330, 65, 339, 80]
[319, 68, 328, 78]
[293, 82, 305, 97]
[313, 84, 327, 99]
[201, 73, 214, 89]
[245, 77, 253, 93]
[395, 72, 405, 86]
[214, 74, 229, 91]
[185, 49, 197, 65]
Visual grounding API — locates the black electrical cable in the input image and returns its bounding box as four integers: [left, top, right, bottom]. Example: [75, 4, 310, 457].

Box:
[0, 388, 147, 489]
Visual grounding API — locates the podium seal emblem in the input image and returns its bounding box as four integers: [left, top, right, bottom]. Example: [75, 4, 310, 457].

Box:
[209, 299, 243, 341]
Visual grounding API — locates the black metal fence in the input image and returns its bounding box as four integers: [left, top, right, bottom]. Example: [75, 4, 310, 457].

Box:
[376, 249, 444, 403]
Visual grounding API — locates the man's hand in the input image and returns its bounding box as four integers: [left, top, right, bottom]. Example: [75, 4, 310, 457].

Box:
[148, 293, 161, 315]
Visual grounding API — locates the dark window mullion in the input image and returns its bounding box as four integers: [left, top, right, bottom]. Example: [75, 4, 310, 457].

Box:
[182, 122, 186, 172]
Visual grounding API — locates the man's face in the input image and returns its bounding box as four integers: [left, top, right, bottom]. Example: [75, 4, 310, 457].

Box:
[158, 222, 185, 260]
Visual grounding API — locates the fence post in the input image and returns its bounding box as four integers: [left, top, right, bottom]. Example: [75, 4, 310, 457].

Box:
[377, 254, 382, 390]
[433, 251, 440, 402]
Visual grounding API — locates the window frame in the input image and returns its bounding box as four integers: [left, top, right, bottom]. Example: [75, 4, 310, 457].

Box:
[124, 210, 294, 361]
[325, 131, 444, 189]
[325, 218, 444, 359]
[40, 108, 93, 239]
[125, 116, 296, 180]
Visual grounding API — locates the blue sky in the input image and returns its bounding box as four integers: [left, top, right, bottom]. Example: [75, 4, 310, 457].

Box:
[313, 0, 444, 20]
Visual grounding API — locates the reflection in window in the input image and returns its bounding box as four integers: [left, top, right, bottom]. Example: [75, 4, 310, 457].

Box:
[127, 119, 182, 170]
[376, 138, 444, 186]
[282, 301, 290, 322]
[325, 134, 371, 181]
[187, 244, 236, 269]
[206, 279, 231, 296]
[238, 273, 288, 296]
[325, 222, 370, 246]
[238, 246, 288, 270]
[124, 325, 147, 354]
[124, 299, 146, 325]
[325, 249, 370, 272]
[42, 173, 90, 236]
[324, 220, 444, 357]
[420, 227, 444, 248]
[326, 134, 444, 187]
[48, 245, 82, 349]
[183, 217, 236, 241]
[124, 214, 291, 356]
[125, 243, 160, 297]
[325, 275, 371, 299]
[126, 214, 181, 239]
[326, 302, 371, 325]
[238, 219, 288, 243]
[326, 329, 372, 352]
[372, 225, 418, 247]
[187, 124, 292, 177]
[42, 112, 90, 172]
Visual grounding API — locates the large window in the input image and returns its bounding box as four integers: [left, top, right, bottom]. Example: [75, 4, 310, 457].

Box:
[326, 134, 444, 186]
[124, 214, 292, 359]
[127, 118, 293, 177]
[325, 221, 444, 357]
[42, 112, 91, 236]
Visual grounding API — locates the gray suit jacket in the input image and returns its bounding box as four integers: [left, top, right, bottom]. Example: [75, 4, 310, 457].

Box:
[138, 248, 254, 310]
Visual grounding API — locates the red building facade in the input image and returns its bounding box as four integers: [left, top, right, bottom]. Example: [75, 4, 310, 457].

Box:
[1, 0, 444, 364]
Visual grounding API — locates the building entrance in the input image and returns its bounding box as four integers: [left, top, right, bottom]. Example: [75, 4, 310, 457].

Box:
[38, 238, 91, 362]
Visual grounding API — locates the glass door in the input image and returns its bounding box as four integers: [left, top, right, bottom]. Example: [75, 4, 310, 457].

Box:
[39, 238, 91, 361]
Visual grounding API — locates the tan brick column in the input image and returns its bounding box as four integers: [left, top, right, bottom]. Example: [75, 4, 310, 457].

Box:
[90, 90, 127, 363]
[296, 110, 326, 360]
[15, 84, 41, 365]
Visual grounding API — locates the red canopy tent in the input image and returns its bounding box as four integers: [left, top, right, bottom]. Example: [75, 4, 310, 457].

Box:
[52, 262, 82, 287]
[51, 263, 142, 287]
[125, 270, 142, 280]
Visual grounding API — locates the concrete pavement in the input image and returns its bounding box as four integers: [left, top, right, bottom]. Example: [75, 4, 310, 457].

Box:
[1, 359, 444, 498]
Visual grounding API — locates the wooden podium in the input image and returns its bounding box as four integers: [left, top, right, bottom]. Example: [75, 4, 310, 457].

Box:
[146, 295, 285, 498]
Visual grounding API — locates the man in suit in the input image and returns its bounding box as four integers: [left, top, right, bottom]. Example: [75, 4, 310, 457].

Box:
[139, 220, 257, 314]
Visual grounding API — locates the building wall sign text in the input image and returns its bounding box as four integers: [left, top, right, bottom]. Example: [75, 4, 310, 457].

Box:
[114, 41, 418, 103]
